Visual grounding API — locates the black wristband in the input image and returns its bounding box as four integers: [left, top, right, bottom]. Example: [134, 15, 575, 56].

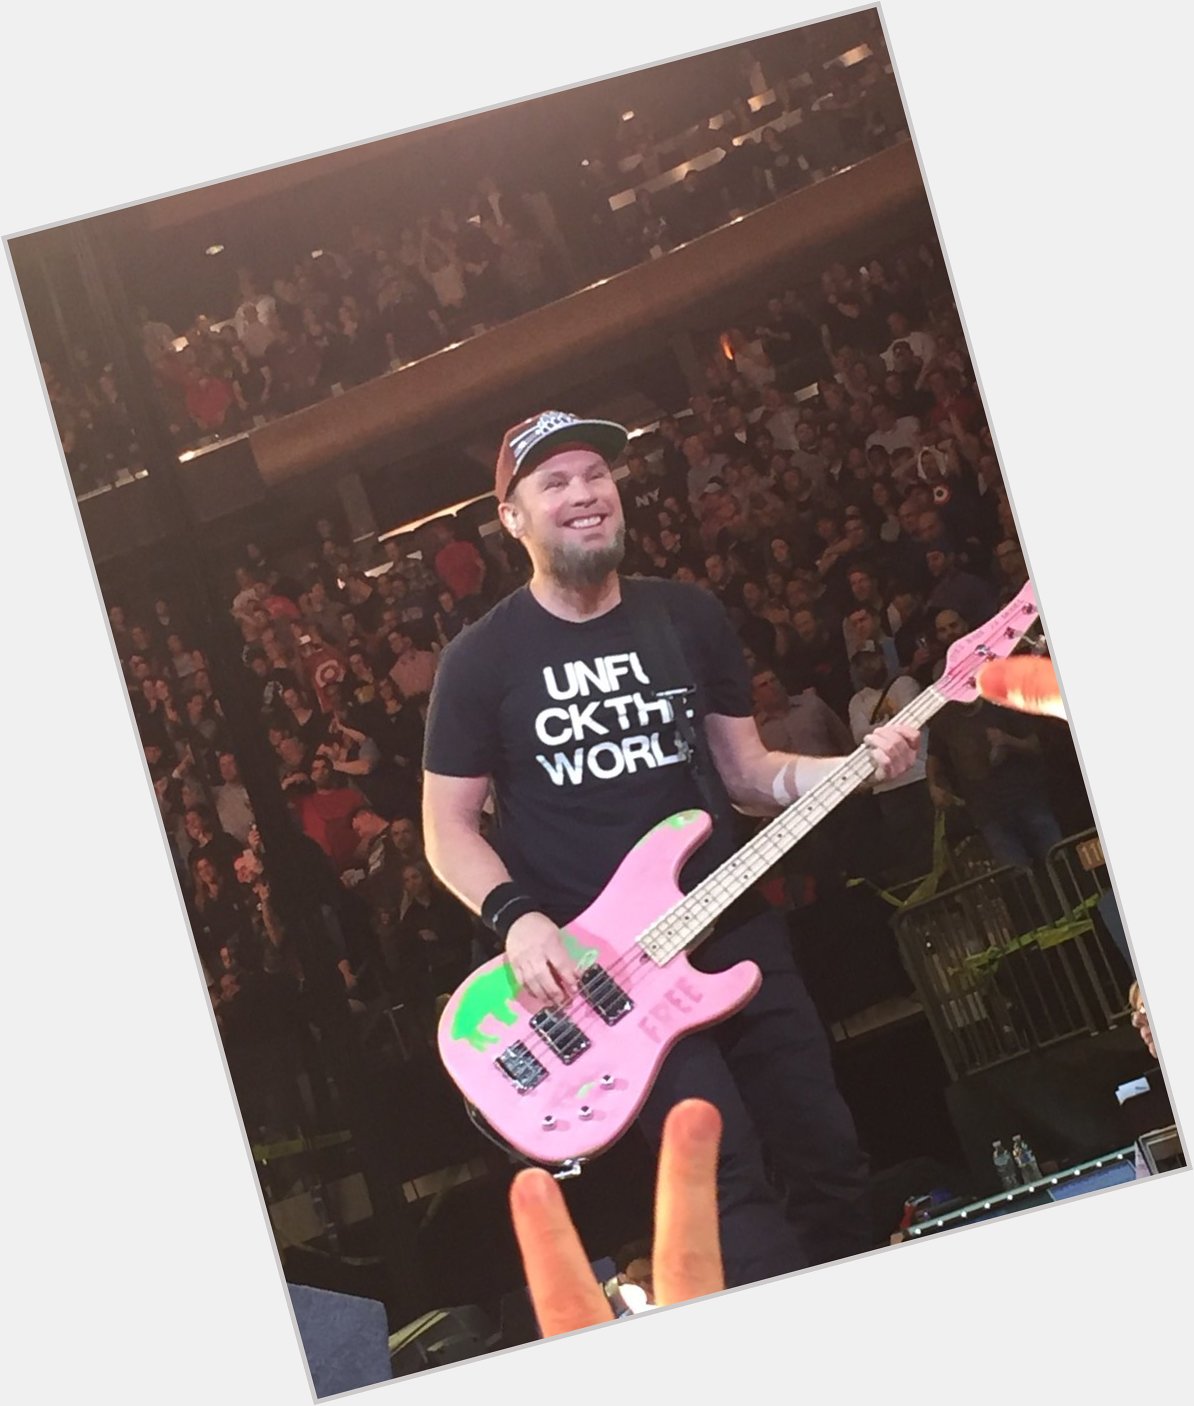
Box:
[481, 882, 539, 941]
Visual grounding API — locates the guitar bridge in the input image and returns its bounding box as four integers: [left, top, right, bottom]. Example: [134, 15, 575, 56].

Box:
[578, 964, 633, 1025]
[495, 1041, 548, 1093]
[529, 1007, 591, 1065]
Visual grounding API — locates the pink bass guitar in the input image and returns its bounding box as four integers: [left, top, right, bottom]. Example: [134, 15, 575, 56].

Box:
[438, 584, 1041, 1174]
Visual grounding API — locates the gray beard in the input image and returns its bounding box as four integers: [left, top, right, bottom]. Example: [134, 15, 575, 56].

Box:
[545, 524, 626, 590]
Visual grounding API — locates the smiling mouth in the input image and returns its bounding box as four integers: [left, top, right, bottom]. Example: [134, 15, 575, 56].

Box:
[564, 515, 606, 530]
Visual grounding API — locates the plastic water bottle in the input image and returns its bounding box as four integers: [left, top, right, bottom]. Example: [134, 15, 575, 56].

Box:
[993, 1140, 1018, 1190]
[1012, 1135, 1041, 1184]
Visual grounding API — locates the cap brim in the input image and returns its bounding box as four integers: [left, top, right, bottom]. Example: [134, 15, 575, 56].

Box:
[515, 418, 629, 481]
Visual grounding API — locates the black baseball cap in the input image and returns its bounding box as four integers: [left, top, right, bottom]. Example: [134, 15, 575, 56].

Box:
[494, 410, 628, 501]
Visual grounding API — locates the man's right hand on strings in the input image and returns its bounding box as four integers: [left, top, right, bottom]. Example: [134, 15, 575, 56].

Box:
[507, 911, 579, 1006]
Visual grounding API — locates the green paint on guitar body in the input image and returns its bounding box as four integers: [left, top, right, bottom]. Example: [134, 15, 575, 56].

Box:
[449, 930, 599, 1051]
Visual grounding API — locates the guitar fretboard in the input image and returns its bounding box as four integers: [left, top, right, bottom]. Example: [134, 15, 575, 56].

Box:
[637, 685, 947, 964]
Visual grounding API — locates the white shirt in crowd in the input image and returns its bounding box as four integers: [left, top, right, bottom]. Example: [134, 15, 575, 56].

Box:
[881, 328, 937, 372]
[733, 338, 776, 392]
[426, 259, 467, 310]
[848, 674, 928, 793]
[866, 416, 922, 458]
[765, 406, 801, 452]
[234, 294, 279, 347]
[238, 317, 278, 361]
[216, 783, 255, 845]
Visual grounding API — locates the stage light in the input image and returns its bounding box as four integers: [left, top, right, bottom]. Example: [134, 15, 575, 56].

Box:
[838, 44, 873, 67]
[311, 248, 325, 258]
[580, 159, 590, 167]
[204, 244, 225, 256]
[621, 110, 635, 121]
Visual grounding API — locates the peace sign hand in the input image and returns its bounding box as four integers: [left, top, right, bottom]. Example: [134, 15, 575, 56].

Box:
[508, 1099, 724, 1337]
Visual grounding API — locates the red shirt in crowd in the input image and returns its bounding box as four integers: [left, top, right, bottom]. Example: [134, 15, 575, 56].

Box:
[434, 539, 486, 600]
[389, 646, 438, 700]
[185, 374, 234, 431]
[292, 787, 366, 872]
[263, 592, 302, 622]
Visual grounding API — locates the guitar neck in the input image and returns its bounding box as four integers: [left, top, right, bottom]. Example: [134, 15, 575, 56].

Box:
[639, 684, 948, 964]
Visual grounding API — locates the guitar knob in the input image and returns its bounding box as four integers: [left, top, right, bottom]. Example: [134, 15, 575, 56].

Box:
[578, 1105, 593, 1121]
[542, 1115, 557, 1130]
[599, 1074, 615, 1090]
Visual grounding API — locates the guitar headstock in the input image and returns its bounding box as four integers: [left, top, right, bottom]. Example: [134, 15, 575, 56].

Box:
[937, 582, 1040, 705]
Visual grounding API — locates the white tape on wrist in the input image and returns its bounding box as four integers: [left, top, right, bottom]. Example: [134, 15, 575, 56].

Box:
[770, 756, 843, 807]
[770, 761, 799, 807]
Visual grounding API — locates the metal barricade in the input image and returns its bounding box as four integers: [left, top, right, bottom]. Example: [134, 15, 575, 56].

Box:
[1045, 829, 1131, 1029]
[894, 834, 1123, 1081]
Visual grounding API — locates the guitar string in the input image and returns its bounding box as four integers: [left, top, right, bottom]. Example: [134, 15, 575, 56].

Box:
[589, 684, 941, 985]
[500, 687, 943, 1078]
[488, 600, 1037, 1079]
[628, 602, 1033, 973]
[506, 680, 956, 1077]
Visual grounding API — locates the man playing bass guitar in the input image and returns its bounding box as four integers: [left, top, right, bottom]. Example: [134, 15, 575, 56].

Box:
[422, 410, 919, 1289]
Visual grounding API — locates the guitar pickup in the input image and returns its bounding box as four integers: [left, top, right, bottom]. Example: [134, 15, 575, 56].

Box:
[529, 1007, 591, 1065]
[495, 1041, 548, 1093]
[578, 965, 633, 1026]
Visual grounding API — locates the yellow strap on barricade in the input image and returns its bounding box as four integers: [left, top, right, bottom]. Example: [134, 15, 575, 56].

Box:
[252, 1129, 353, 1164]
[845, 810, 950, 910]
[960, 894, 1103, 979]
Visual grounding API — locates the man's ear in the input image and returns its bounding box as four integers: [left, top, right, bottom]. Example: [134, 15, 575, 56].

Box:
[498, 498, 523, 539]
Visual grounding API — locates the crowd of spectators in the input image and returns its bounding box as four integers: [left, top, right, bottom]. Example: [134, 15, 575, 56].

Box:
[52, 35, 905, 494]
[587, 47, 901, 270]
[102, 223, 1088, 1146]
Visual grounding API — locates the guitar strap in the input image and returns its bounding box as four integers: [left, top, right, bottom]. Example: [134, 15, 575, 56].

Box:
[868, 675, 899, 726]
[622, 578, 768, 941]
[620, 577, 728, 828]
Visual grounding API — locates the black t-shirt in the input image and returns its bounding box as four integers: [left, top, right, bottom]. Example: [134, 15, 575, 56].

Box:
[423, 579, 752, 925]
[619, 475, 666, 535]
[928, 701, 1049, 822]
[193, 830, 248, 882]
[350, 588, 385, 634]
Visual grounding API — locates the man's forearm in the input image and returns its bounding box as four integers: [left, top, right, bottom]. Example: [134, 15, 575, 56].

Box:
[333, 756, 375, 775]
[424, 819, 520, 916]
[730, 749, 854, 817]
